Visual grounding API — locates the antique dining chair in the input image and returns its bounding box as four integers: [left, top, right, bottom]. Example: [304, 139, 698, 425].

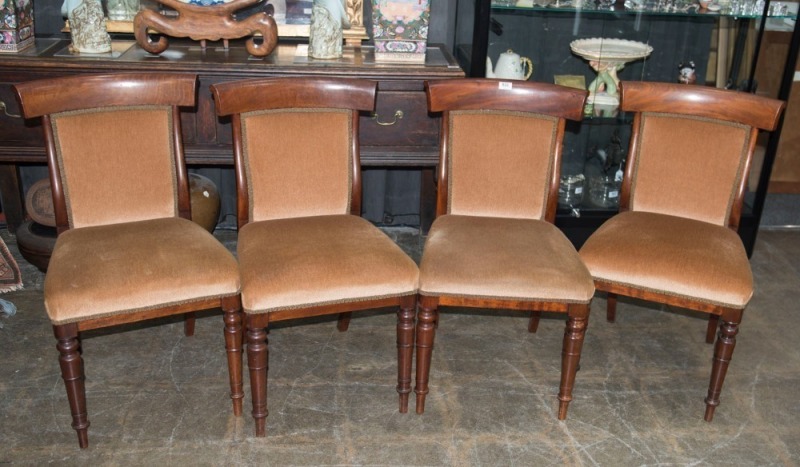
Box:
[210, 77, 419, 437]
[579, 81, 785, 421]
[416, 79, 595, 419]
[14, 73, 242, 448]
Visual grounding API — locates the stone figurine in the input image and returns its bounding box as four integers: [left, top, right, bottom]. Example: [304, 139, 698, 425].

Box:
[62, 0, 112, 53]
[308, 0, 350, 59]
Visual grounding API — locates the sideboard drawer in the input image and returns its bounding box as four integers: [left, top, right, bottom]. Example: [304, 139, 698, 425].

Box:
[360, 90, 439, 148]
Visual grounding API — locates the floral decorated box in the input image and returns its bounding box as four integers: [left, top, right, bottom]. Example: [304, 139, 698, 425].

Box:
[0, 0, 34, 52]
[372, 0, 429, 63]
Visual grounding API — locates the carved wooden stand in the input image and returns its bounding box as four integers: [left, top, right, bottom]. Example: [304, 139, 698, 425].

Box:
[134, 0, 278, 57]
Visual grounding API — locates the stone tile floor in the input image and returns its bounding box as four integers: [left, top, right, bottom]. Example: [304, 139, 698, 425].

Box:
[0, 226, 799, 465]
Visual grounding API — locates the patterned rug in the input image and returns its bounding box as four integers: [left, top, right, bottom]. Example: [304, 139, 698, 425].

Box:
[0, 237, 22, 294]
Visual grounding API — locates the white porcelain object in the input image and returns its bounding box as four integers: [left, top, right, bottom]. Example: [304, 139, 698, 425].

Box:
[570, 38, 652, 106]
[486, 49, 534, 80]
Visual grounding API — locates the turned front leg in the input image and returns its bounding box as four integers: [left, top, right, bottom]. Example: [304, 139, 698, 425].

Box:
[54, 323, 90, 449]
[558, 304, 589, 420]
[246, 313, 270, 437]
[396, 295, 416, 413]
[705, 309, 743, 422]
[414, 296, 438, 414]
[222, 295, 244, 416]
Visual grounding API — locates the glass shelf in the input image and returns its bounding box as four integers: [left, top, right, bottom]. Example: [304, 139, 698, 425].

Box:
[490, 0, 799, 19]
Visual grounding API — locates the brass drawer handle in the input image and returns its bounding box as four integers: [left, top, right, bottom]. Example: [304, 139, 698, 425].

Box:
[372, 110, 403, 126]
[0, 100, 21, 118]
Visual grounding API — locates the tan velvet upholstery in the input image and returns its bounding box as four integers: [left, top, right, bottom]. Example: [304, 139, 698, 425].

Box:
[52, 107, 178, 229]
[242, 109, 352, 221]
[44, 217, 240, 325]
[579, 211, 753, 308]
[448, 111, 558, 219]
[628, 114, 750, 226]
[238, 215, 418, 313]
[419, 215, 594, 304]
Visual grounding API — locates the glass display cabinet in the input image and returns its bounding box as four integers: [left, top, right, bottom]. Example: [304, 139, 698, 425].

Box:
[452, 0, 799, 254]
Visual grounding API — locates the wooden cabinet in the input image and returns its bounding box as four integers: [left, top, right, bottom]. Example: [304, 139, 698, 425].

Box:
[0, 39, 465, 232]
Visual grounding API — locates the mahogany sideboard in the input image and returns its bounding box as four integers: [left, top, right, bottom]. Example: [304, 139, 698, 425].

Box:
[0, 39, 465, 234]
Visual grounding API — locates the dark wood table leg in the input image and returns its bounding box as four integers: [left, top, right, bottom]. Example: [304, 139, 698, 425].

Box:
[0, 163, 23, 234]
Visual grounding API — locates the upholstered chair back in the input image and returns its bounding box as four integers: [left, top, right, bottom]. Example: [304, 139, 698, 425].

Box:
[14, 73, 196, 232]
[426, 79, 587, 223]
[446, 110, 559, 220]
[211, 77, 377, 226]
[238, 108, 353, 221]
[50, 107, 179, 228]
[619, 81, 785, 228]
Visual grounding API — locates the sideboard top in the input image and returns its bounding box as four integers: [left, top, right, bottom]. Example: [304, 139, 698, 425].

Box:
[0, 39, 465, 79]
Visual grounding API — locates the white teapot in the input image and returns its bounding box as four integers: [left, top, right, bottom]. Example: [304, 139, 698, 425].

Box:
[486, 49, 534, 80]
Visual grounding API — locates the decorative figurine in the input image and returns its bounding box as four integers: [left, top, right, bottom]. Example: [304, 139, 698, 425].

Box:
[63, 0, 112, 54]
[678, 61, 697, 84]
[308, 0, 350, 59]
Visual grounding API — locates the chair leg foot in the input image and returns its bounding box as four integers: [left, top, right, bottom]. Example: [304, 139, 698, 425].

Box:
[397, 296, 416, 414]
[223, 296, 244, 417]
[528, 311, 542, 333]
[558, 305, 589, 420]
[704, 315, 740, 422]
[337, 312, 352, 332]
[54, 323, 90, 449]
[606, 293, 617, 322]
[414, 297, 437, 415]
[246, 314, 269, 437]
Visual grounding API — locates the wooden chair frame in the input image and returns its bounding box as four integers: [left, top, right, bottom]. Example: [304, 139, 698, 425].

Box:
[211, 77, 417, 437]
[598, 81, 785, 421]
[417, 79, 591, 419]
[14, 73, 243, 448]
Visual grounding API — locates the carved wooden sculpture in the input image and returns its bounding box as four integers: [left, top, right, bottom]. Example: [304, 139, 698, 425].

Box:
[134, 0, 278, 57]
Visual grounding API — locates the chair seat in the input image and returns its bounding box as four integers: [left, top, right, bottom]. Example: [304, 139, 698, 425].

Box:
[579, 211, 753, 308]
[238, 215, 419, 313]
[419, 215, 594, 304]
[45, 217, 240, 325]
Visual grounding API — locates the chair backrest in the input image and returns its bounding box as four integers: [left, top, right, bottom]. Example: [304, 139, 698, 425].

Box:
[211, 77, 377, 227]
[618, 81, 785, 228]
[14, 73, 197, 233]
[425, 79, 587, 222]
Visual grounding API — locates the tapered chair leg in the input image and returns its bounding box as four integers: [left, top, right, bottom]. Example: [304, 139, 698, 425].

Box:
[704, 310, 742, 422]
[706, 314, 720, 344]
[54, 323, 90, 449]
[414, 296, 438, 414]
[222, 295, 244, 416]
[606, 293, 617, 322]
[558, 304, 589, 420]
[397, 295, 417, 413]
[528, 311, 542, 333]
[337, 312, 352, 332]
[246, 314, 270, 437]
[184, 312, 196, 336]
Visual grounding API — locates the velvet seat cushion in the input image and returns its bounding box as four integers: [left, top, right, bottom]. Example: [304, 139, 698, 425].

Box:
[45, 217, 240, 325]
[238, 215, 419, 313]
[419, 215, 594, 304]
[579, 211, 753, 308]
